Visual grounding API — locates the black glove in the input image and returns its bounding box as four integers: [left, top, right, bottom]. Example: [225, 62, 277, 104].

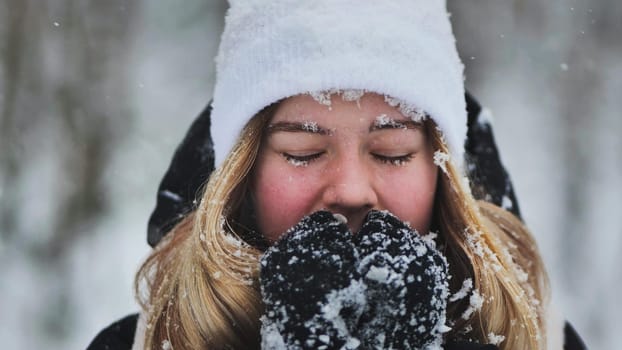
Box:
[260, 210, 450, 350]
[259, 211, 364, 349]
[353, 210, 450, 349]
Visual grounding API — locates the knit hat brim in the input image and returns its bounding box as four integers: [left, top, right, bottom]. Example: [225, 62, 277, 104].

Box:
[212, 0, 467, 166]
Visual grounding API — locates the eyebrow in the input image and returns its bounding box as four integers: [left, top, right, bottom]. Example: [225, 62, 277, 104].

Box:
[266, 118, 423, 135]
[266, 121, 332, 135]
[369, 118, 423, 132]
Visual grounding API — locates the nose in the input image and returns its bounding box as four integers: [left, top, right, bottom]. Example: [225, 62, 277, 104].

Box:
[321, 157, 378, 232]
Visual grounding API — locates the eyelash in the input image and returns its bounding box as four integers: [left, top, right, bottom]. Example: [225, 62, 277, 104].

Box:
[282, 152, 414, 166]
[373, 153, 414, 166]
[282, 153, 324, 167]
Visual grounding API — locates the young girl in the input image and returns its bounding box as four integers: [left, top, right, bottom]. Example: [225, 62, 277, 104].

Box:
[89, 1, 587, 349]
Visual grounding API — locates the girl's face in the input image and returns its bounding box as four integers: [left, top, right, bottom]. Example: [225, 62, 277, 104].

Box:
[252, 93, 438, 242]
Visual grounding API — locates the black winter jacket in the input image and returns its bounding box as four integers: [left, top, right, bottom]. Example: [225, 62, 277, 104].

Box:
[87, 93, 587, 350]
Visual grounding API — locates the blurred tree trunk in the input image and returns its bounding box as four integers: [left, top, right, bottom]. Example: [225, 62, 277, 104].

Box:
[1, 0, 138, 341]
[0, 0, 29, 245]
[45, 0, 135, 260]
[1, 0, 137, 255]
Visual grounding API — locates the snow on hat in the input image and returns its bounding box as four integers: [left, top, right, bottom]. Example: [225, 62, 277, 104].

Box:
[211, 0, 467, 167]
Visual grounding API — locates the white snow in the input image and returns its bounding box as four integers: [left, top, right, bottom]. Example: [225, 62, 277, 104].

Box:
[319, 280, 367, 345]
[344, 337, 361, 349]
[309, 91, 334, 107]
[341, 89, 365, 105]
[285, 157, 311, 167]
[374, 114, 408, 129]
[433, 150, 451, 174]
[365, 266, 391, 283]
[260, 315, 287, 349]
[414, 244, 428, 257]
[449, 278, 473, 302]
[308, 89, 367, 108]
[384, 95, 427, 122]
[487, 332, 506, 346]
[287, 256, 299, 265]
[461, 290, 484, 320]
[302, 121, 319, 133]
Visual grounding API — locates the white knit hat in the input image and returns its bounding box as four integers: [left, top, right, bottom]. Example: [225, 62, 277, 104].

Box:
[211, 0, 467, 167]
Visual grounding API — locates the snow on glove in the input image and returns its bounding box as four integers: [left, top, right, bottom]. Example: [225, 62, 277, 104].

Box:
[353, 210, 450, 349]
[260, 211, 366, 350]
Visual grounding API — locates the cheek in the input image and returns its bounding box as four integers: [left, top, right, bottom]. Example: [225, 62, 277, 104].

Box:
[252, 163, 319, 241]
[379, 165, 438, 233]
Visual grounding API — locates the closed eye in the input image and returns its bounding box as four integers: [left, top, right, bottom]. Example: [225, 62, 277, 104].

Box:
[372, 153, 414, 166]
[282, 152, 325, 166]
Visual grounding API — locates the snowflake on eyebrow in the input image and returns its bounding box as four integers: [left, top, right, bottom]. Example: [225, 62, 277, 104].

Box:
[302, 121, 319, 132]
[374, 114, 408, 129]
[384, 95, 427, 122]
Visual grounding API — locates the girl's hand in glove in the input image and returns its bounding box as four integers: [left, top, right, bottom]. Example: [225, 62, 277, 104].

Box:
[353, 210, 450, 350]
[259, 211, 364, 350]
[260, 210, 451, 350]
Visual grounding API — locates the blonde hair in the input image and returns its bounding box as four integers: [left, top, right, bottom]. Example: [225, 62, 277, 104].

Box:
[426, 122, 549, 348]
[135, 110, 549, 349]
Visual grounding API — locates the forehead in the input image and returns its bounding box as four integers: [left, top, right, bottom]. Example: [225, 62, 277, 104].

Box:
[272, 92, 408, 123]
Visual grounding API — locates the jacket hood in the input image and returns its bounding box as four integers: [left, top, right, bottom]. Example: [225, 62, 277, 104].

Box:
[146, 92, 521, 247]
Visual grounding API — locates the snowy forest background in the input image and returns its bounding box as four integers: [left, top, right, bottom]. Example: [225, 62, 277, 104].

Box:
[0, 1, 620, 349]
